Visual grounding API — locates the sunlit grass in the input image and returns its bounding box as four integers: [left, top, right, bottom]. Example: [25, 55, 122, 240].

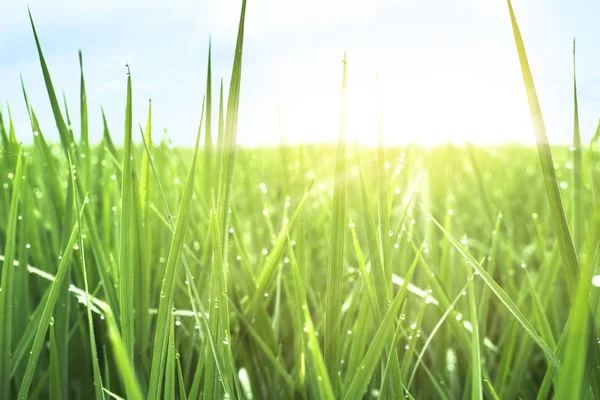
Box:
[0, 1, 599, 399]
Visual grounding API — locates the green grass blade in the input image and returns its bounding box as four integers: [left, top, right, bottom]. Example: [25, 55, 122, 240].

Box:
[376, 75, 392, 290]
[119, 65, 135, 362]
[506, 3, 600, 394]
[28, 10, 76, 159]
[165, 313, 176, 400]
[176, 353, 188, 400]
[324, 52, 348, 391]
[467, 275, 482, 400]
[147, 100, 204, 400]
[216, 0, 247, 249]
[287, 236, 336, 400]
[49, 322, 61, 400]
[205, 38, 214, 191]
[79, 50, 90, 188]
[0, 147, 23, 399]
[571, 39, 583, 252]
[69, 151, 104, 399]
[17, 214, 79, 399]
[428, 211, 560, 369]
[139, 100, 153, 362]
[343, 250, 420, 400]
[555, 236, 599, 397]
[506, 0, 580, 301]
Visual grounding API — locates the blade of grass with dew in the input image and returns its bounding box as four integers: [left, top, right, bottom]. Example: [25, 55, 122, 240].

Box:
[141, 123, 235, 399]
[571, 38, 583, 253]
[506, 2, 600, 393]
[176, 353, 188, 400]
[380, 303, 406, 394]
[246, 184, 312, 315]
[54, 154, 75, 400]
[69, 151, 104, 399]
[555, 234, 599, 397]
[356, 143, 403, 396]
[344, 293, 374, 391]
[49, 322, 61, 399]
[215, 0, 246, 249]
[119, 65, 135, 362]
[287, 236, 335, 400]
[342, 251, 420, 400]
[165, 313, 176, 400]
[101, 304, 144, 400]
[17, 212, 79, 399]
[205, 38, 214, 192]
[216, 78, 225, 166]
[21, 79, 65, 230]
[376, 75, 392, 291]
[400, 295, 426, 380]
[204, 194, 239, 400]
[140, 105, 236, 399]
[407, 278, 472, 389]
[146, 100, 204, 400]
[0, 147, 22, 399]
[29, 9, 120, 321]
[79, 50, 90, 188]
[467, 275, 482, 400]
[506, 0, 579, 313]
[28, 10, 77, 160]
[427, 211, 560, 368]
[349, 222, 378, 318]
[101, 107, 118, 159]
[10, 288, 50, 379]
[324, 52, 348, 392]
[139, 100, 153, 364]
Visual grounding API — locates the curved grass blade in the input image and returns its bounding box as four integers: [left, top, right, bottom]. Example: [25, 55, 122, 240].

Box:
[571, 38, 583, 252]
[506, 3, 600, 394]
[28, 10, 77, 160]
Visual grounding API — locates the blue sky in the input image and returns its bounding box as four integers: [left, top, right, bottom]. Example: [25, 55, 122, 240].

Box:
[1, 0, 599, 146]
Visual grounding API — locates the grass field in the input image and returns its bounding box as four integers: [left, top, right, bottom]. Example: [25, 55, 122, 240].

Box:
[2, 1, 600, 399]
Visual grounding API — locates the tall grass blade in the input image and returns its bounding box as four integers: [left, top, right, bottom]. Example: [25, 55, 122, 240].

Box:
[0, 147, 22, 399]
[119, 65, 135, 362]
[571, 38, 583, 252]
[147, 100, 204, 400]
[506, 2, 600, 394]
[324, 52, 348, 392]
[28, 10, 76, 160]
[79, 50, 90, 188]
[17, 212, 79, 399]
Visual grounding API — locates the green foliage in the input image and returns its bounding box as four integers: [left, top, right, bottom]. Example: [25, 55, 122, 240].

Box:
[1, 2, 600, 399]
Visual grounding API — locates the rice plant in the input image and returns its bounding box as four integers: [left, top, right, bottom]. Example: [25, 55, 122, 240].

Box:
[1, 1, 599, 398]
